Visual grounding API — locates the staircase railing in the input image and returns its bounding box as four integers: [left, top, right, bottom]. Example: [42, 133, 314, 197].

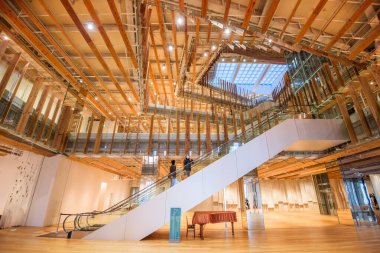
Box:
[58, 112, 305, 234]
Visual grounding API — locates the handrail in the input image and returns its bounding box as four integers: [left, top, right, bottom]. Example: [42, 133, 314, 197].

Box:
[59, 112, 308, 233]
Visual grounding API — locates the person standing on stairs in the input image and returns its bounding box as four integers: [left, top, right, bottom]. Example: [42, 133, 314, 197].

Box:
[184, 155, 193, 177]
[169, 160, 176, 187]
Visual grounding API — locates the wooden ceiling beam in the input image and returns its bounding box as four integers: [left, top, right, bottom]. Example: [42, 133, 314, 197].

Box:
[170, 10, 180, 84]
[239, 0, 257, 44]
[149, 64, 163, 104]
[154, 0, 175, 105]
[201, 0, 208, 18]
[324, 0, 374, 51]
[279, 0, 301, 39]
[295, 0, 328, 43]
[0, 1, 108, 119]
[261, 0, 280, 33]
[60, 0, 137, 115]
[21, 0, 124, 121]
[149, 28, 168, 105]
[107, 0, 138, 68]
[349, 25, 380, 60]
[83, 0, 139, 102]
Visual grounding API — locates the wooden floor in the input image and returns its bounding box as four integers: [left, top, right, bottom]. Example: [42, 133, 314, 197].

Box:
[1, 212, 380, 252]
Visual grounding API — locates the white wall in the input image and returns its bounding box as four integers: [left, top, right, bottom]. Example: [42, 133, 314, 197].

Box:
[260, 178, 318, 211]
[0, 151, 135, 228]
[0, 151, 44, 228]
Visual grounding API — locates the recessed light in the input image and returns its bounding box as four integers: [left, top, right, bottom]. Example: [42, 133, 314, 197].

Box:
[222, 58, 225, 62]
[95, 96, 99, 100]
[176, 16, 184, 26]
[243, 59, 246, 62]
[232, 58, 235, 62]
[224, 28, 231, 35]
[254, 59, 257, 63]
[168, 44, 173, 51]
[86, 22, 95, 31]
[79, 79, 83, 83]
[162, 64, 166, 70]
[128, 97, 131, 101]
[211, 44, 217, 51]
[203, 52, 209, 57]
[3, 35, 9, 41]
[268, 38, 272, 43]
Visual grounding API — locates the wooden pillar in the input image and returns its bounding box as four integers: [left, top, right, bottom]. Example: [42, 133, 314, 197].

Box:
[249, 110, 254, 131]
[240, 109, 245, 135]
[197, 115, 201, 156]
[323, 63, 338, 92]
[0, 53, 21, 99]
[206, 113, 211, 153]
[348, 84, 372, 137]
[109, 120, 117, 154]
[176, 111, 180, 155]
[134, 116, 141, 155]
[166, 117, 171, 156]
[83, 116, 94, 154]
[214, 112, 220, 146]
[256, 110, 262, 133]
[36, 94, 55, 141]
[311, 77, 322, 104]
[93, 116, 105, 154]
[123, 116, 131, 154]
[71, 115, 83, 153]
[357, 76, 380, 130]
[332, 62, 344, 88]
[15, 81, 41, 134]
[147, 115, 154, 155]
[53, 105, 74, 149]
[238, 177, 247, 229]
[232, 111, 237, 138]
[185, 114, 190, 155]
[28, 86, 51, 137]
[336, 95, 358, 144]
[0, 40, 10, 59]
[1, 62, 29, 124]
[223, 110, 229, 143]
[44, 99, 61, 145]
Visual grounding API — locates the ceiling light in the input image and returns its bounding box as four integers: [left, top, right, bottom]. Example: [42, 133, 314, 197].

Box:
[86, 22, 95, 31]
[222, 58, 225, 62]
[211, 44, 217, 51]
[224, 28, 231, 35]
[203, 51, 209, 57]
[243, 59, 246, 62]
[109, 112, 112, 115]
[168, 44, 173, 51]
[162, 64, 166, 70]
[232, 58, 235, 62]
[95, 96, 99, 100]
[79, 79, 83, 83]
[176, 16, 184, 26]
[3, 35, 9, 41]
[268, 38, 272, 43]
[128, 97, 131, 101]
[254, 59, 257, 63]
[370, 81, 374, 85]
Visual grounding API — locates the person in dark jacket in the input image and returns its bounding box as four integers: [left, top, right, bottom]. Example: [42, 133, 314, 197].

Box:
[169, 160, 176, 186]
[183, 155, 193, 177]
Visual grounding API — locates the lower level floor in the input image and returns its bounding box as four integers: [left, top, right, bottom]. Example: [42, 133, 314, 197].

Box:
[1, 211, 379, 253]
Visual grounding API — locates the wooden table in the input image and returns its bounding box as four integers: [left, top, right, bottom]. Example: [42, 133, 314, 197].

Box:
[192, 211, 237, 239]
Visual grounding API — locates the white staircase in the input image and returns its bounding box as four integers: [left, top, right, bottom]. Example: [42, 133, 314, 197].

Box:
[84, 119, 349, 240]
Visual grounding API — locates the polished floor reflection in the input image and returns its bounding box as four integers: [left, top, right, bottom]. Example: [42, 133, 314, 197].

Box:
[1, 212, 379, 252]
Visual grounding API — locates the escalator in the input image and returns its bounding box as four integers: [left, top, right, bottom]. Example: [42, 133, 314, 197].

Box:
[59, 113, 349, 240]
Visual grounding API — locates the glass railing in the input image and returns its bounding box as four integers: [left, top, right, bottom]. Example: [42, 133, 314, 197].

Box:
[59, 112, 298, 234]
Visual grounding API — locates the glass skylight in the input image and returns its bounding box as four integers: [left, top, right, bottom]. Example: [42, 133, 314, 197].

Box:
[209, 62, 287, 95]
